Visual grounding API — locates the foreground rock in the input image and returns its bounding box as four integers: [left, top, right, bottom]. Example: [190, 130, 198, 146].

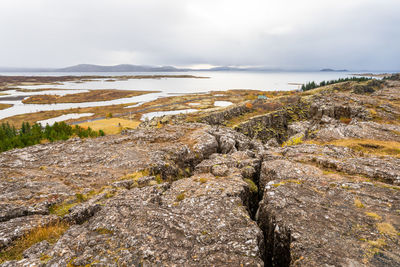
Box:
[257, 157, 400, 266]
[8, 174, 263, 266]
[0, 124, 265, 266]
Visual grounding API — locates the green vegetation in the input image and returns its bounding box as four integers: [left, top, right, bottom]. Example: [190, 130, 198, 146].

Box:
[383, 73, 400, 81]
[301, 77, 371, 91]
[282, 134, 304, 147]
[244, 178, 258, 193]
[49, 190, 97, 217]
[354, 198, 365, 208]
[176, 193, 185, 202]
[199, 177, 208, 184]
[0, 121, 105, 152]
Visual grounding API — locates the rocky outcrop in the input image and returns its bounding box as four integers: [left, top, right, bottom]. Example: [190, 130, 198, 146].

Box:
[257, 154, 400, 266]
[1, 79, 400, 266]
[12, 175, 263, 266]
[0, 124, 266, 266]
[199, 103, 251, 125]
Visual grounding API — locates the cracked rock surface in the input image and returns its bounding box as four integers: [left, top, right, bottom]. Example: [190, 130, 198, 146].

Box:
[1, 78, 400, 266]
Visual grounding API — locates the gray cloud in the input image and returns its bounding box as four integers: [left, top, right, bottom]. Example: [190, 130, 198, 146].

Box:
[1, 0, 399, 70]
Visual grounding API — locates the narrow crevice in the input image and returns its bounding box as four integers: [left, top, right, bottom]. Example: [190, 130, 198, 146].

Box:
[257, 210, 292, 267]
[0, 209, 49, 223]
[244, 156, 292, 266]
[247, 159, 262, 220]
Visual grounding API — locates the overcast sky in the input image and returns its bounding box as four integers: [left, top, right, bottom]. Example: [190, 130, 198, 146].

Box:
[1, 0, 399, 70]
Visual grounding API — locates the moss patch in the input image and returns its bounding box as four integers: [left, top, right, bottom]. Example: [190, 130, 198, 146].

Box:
[95, 228, 114, 235]
[49, 191, 96, 217]
[282, 134, 304, 147]
[244, 179, 258, 193]
[272, 179, 302, 188]
[176, 193, 185, 202]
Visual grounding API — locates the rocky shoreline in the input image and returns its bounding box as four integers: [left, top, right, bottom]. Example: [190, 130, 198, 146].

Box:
[1, 76, 399, 266]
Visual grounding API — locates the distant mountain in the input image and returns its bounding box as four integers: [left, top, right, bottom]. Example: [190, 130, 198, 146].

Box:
[0, 64, 325, 73]
[56, 64, 184, 72]
[207, 66, 248, 71]
[320, 68, 349, 72]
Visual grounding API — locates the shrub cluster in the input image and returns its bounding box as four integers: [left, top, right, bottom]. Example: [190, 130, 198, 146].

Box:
[383, 73, 400, 81]
[0, 121, 104, 152]
[301, 77, 372, 91]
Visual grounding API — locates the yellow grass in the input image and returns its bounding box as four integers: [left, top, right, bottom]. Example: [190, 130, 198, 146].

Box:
[0, 222, 69, 263]
[307, 139, 400, 158]
[0, 103, 12, 110]
[365, 212, 382, 220]
[78, 118, 140, 134]
[377, 222, 398, 237]
[354, 198, 365, 208]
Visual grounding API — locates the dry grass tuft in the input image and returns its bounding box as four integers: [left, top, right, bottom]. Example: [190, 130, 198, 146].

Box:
[364, 212, 382, 220]
[377, 222, 398, 237]
[309, 139, 400, 158]
[0, 222, 69, 263]
[354, 198, 365, 208]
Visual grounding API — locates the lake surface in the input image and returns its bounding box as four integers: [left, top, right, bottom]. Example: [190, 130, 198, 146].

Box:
[0, 71, 371, 120]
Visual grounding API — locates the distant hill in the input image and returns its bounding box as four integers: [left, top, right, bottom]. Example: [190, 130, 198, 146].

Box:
[320, 68, 349, 72]
[56, 64, 184, 72]
[1, 64, 338, 73]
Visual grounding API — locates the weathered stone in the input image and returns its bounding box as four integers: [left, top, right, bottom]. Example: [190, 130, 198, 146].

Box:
[257, 158, 400, 266]
[111, 179, 134, 190]
[23, 240, 50, 259]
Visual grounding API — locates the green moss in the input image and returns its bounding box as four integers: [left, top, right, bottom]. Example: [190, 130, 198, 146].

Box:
[272, 179, 302, 188]
[40, 254, 52, 264]
[104, 191, 116, 198]
[49, 202, 78, 217]
[121, 169, 151, 181]
[176, 193, 185, 202]
[282, 134, 304, 147]
[199, 178, 208, 184]
[95, 228, 114, 235]
[244, 179, 258, 193]
[50, 190, 96, 217]
[155, 174, 163, 184]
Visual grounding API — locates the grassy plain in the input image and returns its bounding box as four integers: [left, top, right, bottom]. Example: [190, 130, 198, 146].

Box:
[78, 118, 141, 134]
